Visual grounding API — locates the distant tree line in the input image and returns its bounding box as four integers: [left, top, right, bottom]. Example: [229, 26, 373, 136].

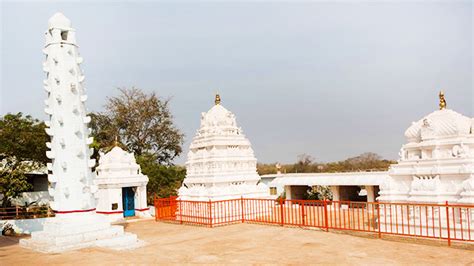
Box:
[257, 152, 395, 175]
[1, 87, 395, 207]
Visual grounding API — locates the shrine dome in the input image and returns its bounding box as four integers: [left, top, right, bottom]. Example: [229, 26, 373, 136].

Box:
[201, 105, 237, 127]
[96, 146, 141, 177]
[404, 109, 472, 142]
[199, 94, 238, 129]
[404, 92, 473, 143]
[48, 12, 71, 29]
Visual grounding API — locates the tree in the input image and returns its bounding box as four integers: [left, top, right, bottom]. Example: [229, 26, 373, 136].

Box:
[136, 153, 186, 204]
[306, 186, 333, 200]
[257, 152, 395, 174]
[0, 113, 48, 207]
[89, 88, 186, 198]
[90, 87, 184, 165]
[256, 163, 280, 175]
[295, 154, 314, 173]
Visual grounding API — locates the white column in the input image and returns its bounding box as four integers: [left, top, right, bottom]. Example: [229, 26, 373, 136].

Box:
[330, 186, 340, 201]
[285, 185, 292, 200]
[366, 186, 375, 202]
[137, 185, 147, 209]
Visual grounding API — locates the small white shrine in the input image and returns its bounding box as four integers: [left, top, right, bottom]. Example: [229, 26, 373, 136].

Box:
[95, 145, 150, 222]
[379, 92, 474, 204]
[20, 13, 141, 253]
[178, 94, 268, 201]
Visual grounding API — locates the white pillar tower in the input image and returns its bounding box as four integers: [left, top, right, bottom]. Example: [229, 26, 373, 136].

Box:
[20, 13, 141, 253]
[43, 12, 97, 214]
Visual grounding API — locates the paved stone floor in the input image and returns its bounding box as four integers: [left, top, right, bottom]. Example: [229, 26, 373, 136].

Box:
[1, 220, 473, 265]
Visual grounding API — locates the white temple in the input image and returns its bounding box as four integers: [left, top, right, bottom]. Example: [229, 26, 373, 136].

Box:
[379, 91, 474, 204]
[95, 145, 151, 222]
[178, 94, 268, 201]
[20, 13, 141, 253]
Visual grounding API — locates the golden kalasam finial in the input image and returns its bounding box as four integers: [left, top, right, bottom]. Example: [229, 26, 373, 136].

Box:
[215, 92, 221, 105]
[113, 135, 120, 146]
[439, 90, 447, 110]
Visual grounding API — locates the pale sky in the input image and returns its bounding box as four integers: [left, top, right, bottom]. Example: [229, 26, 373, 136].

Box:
[1, 1, 473, 164]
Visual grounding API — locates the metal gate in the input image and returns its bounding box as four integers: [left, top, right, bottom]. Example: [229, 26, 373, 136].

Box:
[155, 196, 178, 221]
[122, 187, 135, 217]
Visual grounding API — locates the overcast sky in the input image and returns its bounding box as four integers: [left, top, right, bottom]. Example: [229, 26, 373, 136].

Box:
[1, 1, 472, 164]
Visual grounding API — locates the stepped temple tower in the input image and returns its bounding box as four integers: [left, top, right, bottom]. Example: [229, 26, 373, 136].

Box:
[20, 13, 141, 253]
[379, 92, 474, 204]
[178, 94, 268, 201]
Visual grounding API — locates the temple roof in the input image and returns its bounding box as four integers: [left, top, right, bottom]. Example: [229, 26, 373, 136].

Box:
[200, 104, 237, 129]
[48, 12, 72, 29]
[404, 108, 472, 143]
[185, 94, 258, 179]
[96, 146, 142, 178]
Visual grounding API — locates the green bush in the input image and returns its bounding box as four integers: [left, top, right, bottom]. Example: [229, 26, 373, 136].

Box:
[136, 153, 186, 205]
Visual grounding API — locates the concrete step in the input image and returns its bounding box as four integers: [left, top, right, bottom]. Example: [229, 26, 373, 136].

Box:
[20, 230, 141, 253]
[29, 225, 124, 246]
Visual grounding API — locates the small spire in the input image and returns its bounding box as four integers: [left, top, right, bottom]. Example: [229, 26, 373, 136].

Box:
[48, 12, 72, 29]
[439, 90, 447, 110]
[113, 135, 120, 147]
[215, 92, 221, 105]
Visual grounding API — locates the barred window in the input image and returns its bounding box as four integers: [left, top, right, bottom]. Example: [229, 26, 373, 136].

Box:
[270, 187, 277, 195]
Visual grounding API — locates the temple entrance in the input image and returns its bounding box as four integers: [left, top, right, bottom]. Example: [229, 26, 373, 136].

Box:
[122, 187, 135, 217]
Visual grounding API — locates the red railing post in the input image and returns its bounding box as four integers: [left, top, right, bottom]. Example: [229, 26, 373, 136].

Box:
[323, 199, 329, 232]
[208, 199, 213, 228]
[154, 199, 158, 221]
[279, 198, 285, 226]
[301, 200, 305, 226]
[445, 201, 451, 246]
[377, 202, 381, 238]
[179, 199, 183, 224]
[240, 196, 245, 223]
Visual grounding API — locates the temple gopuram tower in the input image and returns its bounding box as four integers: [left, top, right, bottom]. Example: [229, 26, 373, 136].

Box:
[379, 92, 474, 204]
[178, 94, 268, 201]
[20, 13, 141, 253]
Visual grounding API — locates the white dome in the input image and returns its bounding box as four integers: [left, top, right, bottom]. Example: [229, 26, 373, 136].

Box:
[96, 146, 141, 177]
[48, 12, 72, 29]
[99, 146, 137, 165]
[200, 104, 237, 129]
[404, 109, 472, 143]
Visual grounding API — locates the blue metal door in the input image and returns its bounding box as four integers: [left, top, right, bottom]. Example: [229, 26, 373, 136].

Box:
[122, 187, 135, 217]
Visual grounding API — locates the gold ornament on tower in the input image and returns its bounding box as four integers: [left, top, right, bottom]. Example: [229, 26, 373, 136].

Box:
[215, 93, 221, 105]
[439, 90, 447, 110]
[114, 135, 120, 146]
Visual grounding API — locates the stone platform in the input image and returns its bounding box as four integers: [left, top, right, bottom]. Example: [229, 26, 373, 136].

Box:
[20, 213, 143, 253]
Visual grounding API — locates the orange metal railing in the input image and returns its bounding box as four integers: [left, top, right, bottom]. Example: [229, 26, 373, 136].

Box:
[0, 206, 55, 220]
[154, 197, 474, 246]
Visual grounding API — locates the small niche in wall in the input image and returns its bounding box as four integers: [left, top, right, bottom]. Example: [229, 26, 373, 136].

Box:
[61, 31, 68, 41]
[112, 203, 118, 210]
